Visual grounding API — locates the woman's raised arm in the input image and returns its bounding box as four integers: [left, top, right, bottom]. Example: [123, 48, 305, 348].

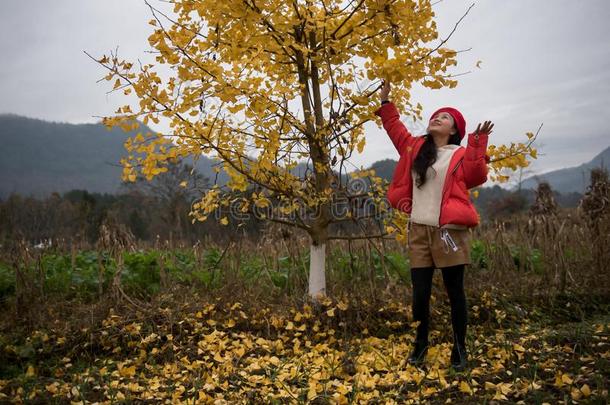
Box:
[373, 80, 415, 155]
[463, 121, 493, 189]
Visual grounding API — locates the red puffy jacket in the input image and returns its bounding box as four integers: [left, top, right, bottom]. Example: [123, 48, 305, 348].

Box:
[375, 102, 490, 228]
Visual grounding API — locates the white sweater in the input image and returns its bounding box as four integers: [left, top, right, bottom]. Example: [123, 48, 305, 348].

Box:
[411, 144, 465, 229]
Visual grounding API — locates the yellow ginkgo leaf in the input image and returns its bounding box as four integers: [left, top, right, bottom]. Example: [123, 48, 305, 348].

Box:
[119, 365, 136, 378]
[25, 365, 36, 378]
[513, 343, 526, 352]
[459, 381, 473, 395]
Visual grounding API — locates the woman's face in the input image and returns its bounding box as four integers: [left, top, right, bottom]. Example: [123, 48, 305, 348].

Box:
[427, 112, 456, 138]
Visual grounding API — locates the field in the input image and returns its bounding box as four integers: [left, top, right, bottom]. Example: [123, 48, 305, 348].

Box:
[0, 210, 609, 404]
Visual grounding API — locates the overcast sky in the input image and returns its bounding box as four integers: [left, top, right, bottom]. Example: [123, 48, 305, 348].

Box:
[1, 0, 609, 182]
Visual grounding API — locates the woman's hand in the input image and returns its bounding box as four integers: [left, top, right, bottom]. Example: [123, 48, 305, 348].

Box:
[474, 120, 494, 136]
[380, 79, 391, 103]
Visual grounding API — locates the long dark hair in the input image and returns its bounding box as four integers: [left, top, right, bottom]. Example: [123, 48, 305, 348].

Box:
[413, 131, 462, 189]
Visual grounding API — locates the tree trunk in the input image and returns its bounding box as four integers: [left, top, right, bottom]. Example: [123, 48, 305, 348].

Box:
[308, 218, 330, 300]
[295, 28, 332, 301]
[308, 242, 326, 300]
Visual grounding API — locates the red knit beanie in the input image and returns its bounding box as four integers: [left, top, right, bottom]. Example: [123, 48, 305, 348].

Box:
[430, 107, 466, 140]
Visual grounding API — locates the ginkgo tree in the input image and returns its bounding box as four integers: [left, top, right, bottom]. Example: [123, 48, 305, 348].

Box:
[92, 0, 536, 300]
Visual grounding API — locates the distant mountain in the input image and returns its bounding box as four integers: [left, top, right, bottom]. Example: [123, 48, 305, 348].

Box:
[0, 114, 354, 199]
[369, 159, 397, 182]
[0, 114, 226, 199]
[518, 146, 610, 193]
[2, 113, 606, 200]
[0, 115, 128, 198]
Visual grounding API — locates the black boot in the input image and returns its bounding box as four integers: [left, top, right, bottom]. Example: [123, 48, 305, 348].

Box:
[408, 340, 428, 366]
[450, 342, 468, 371]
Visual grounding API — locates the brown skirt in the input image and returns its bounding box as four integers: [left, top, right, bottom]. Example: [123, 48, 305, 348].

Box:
[407, 222, 472, 269]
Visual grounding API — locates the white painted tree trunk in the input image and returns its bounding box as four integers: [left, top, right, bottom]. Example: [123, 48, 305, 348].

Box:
[308, 243, 326, 300]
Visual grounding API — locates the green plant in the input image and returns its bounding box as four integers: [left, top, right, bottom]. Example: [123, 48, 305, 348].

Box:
[0, 262, 15, 302]
[384, 252, 410, 283]
[510, 246, 544, 273]
[470, 239, 488, 269]
[122, 251, 161, 296]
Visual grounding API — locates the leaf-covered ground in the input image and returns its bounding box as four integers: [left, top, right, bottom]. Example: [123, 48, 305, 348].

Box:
[1, 290, 608, 404]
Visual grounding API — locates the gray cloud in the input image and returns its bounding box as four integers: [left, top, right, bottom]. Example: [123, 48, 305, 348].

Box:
[359, 0, 610, 178]
[0, 0, 153, 123]
[1, 0, 609, 179]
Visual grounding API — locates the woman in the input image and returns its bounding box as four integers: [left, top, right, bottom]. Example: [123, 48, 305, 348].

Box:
[375, 80, 493, 371]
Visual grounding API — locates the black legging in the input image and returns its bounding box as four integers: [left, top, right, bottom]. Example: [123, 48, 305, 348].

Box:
[410, 264, 467, 346]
